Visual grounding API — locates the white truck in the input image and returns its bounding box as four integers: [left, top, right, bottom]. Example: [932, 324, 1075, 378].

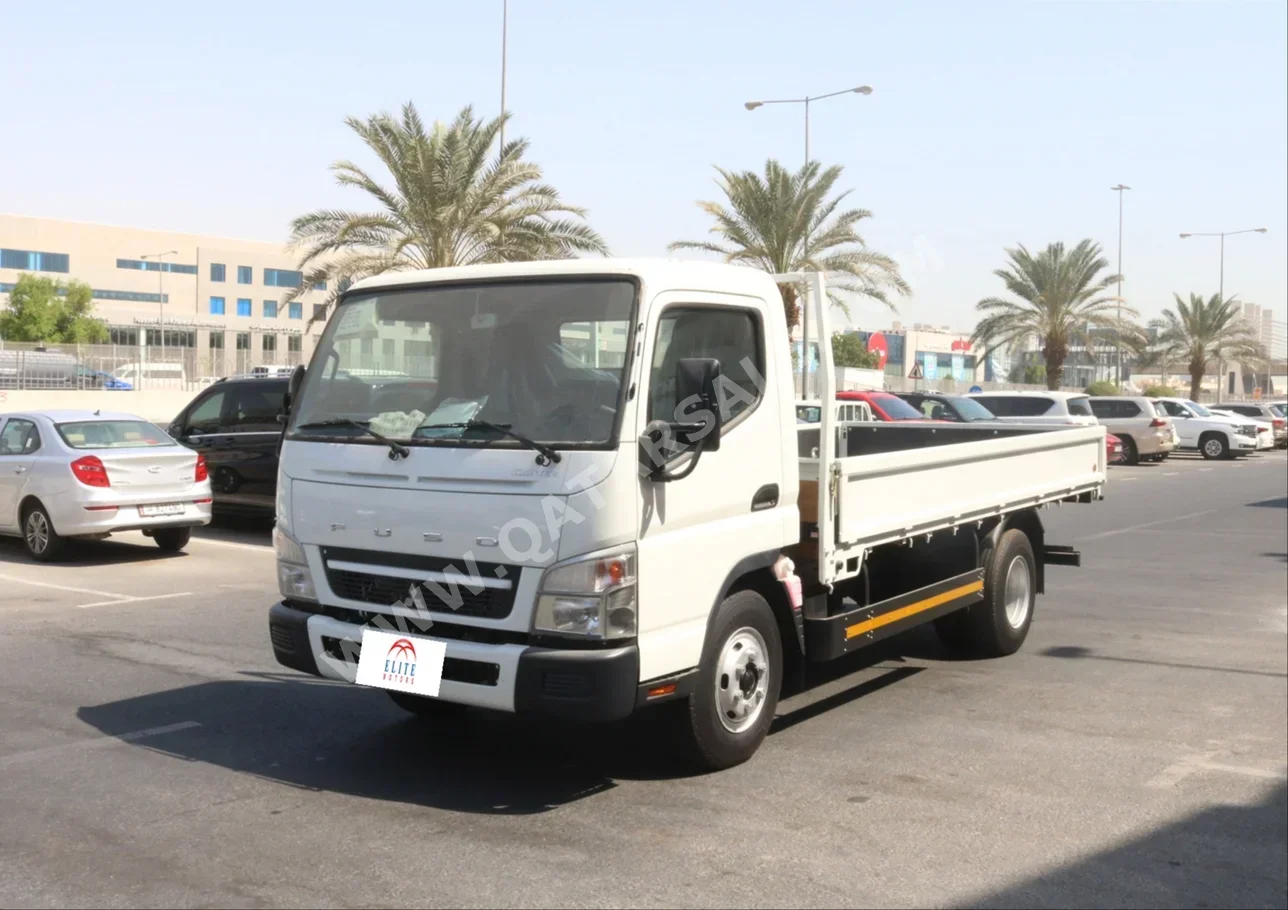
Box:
[268, 260, 1105, 769]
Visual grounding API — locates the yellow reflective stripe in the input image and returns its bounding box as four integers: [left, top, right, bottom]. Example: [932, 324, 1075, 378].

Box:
[845, 580, 984, 640]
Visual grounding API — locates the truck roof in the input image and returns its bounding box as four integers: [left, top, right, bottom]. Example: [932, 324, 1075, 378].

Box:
[345, 258, 779, 298]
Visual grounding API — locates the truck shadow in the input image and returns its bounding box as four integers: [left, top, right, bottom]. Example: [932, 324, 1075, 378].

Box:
[74, 640, 937, 816]
[960, 782, 1287, 908]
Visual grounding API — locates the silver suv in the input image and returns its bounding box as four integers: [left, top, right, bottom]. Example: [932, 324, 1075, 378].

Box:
[1087, 397, 1176, 464]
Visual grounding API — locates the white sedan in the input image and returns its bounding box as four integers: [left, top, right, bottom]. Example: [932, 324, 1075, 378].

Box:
[0, 409, 212, 561]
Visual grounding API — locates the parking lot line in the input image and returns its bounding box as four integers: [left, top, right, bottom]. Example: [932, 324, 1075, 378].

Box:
[77, 592, 194, 609]
[192, 537, 272, 552]
[0, 721, 202, 771]
[1078, 509, 1217, 541]
[0, 573, 125, 600]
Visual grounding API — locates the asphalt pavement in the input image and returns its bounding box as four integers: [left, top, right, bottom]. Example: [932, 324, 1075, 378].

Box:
[1, 451, 1285, 908]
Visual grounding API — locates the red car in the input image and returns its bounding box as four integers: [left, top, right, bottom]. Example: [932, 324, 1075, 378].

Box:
[836, 390, 938, 421]
[1106, 433, 1124, 464]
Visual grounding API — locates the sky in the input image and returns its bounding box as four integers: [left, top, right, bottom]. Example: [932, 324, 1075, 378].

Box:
[3, 0, 1285, 336]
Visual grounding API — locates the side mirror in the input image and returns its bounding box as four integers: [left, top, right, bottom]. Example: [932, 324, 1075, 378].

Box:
[283, 364, 306, 416]
[674, 357, 722, 452]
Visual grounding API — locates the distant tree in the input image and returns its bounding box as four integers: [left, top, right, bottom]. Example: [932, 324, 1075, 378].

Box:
[289, 102, 608, 323]
[831, 332, 880, 369]
[0, 274, 107, 343]
[1007, 363, 1047, 385]
[1084, 380, 1120, 396]
[1142, 384, 1177, 398]
[1149, 292, 1266, 401]
[669, 159, 909, 330]
[972, 240, 1134, 390]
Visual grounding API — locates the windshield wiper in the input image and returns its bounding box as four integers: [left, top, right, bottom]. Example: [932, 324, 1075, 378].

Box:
[418, 421, 562, 465]
[294, 418, 411, 461]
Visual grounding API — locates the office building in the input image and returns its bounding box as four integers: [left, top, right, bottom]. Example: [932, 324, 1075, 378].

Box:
[1, 214, 331, 378]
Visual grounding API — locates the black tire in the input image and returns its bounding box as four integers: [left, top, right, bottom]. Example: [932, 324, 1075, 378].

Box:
[936, 529, 1036, 658]
[1119, 436, 1139, 465]
[1200, 432, 1228, 460]
[386, 690, 468, 719]
[153, 527, 191, 552]
[21, 501, 65, 563]
[684, 589, 782, 771]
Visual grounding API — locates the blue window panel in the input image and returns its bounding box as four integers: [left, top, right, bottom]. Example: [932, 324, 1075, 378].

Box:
[210, 263, 226, 282]
[237, 265, 253, 284]
[263, 300, 277, 318]
[236, 298, 252, 317]
[2, 248, 70, 273]
[209, 296, 226, 315]
[313, 279, 328, 291]
[115, 258, 196, 274]
[264, 268, 304, 288]
[288, 302, 303, 320]
[1, 282, 167, 303]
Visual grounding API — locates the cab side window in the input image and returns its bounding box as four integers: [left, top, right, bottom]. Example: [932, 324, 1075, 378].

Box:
[0, 419, 40, 455]
[186, 391, 227, 434]
[648, 307, 763, 425]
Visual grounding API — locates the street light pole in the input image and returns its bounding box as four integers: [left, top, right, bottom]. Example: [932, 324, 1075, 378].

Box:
[141, 250, 178, 387]
[745, 85, 872, 397]
[499, 0, 508, 153]
[1110, 185, 1130, 386]
[1179, 228, 1267, 397]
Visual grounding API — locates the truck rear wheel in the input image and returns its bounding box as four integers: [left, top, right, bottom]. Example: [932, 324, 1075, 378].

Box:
[935, 529, 1035, 658]
[684, 589, 782, 770]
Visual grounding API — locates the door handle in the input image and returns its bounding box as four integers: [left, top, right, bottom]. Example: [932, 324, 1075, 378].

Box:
[14, 466, 26, 474]
[751, 483, 779, 511]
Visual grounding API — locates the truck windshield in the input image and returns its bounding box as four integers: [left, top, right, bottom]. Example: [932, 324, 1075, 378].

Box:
[289, 279, 636, 448]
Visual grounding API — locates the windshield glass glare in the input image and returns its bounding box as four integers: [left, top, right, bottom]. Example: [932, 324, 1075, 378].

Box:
[1184, 400, 1212, 417]
[290, 280, 635, 448]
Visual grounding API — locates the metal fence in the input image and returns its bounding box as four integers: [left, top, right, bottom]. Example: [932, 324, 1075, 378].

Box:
[0, 341, 305, 391]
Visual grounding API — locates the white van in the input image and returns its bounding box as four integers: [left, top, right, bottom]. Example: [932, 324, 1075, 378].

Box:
[113, 362, 188, 389]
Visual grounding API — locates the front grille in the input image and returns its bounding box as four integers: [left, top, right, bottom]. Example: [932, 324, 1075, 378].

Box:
[321, 546, 517, 619]
[319, 636, 499, 687]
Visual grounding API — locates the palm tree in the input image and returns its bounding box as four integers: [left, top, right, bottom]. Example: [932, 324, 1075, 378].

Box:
[1150, 292, 1265, 400]
[669, 160, 909, 330]
[288, 103, 608, 320]
[972, 240, 1131, 390]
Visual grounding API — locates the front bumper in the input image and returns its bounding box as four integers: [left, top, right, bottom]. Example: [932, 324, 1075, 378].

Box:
[268, 602, 639, 723]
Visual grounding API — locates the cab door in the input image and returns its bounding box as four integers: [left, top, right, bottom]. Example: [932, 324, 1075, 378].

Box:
[0, 417, 39, 529]
[633, 292, 788, 682]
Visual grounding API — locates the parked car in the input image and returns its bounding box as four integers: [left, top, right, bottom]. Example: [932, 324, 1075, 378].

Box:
[796, 399, 875, 424]
[967, 391, 1099, 426]
[1086, 396, 1176, 464]
[0, 409, 211, 561]
[896, 391, 1001, 423]
[1211, 402, 1286, 448]
[113, 361, 188, 389]
[76, 365, 133, 390]
[1209, 409, 1275, 450]
[1106, 433, 1125, 464]
[248, 364, 298, 379]
[1151, 398, 1258, 459]
[836, 390, 939, 421]
[166, 375, 288, 514]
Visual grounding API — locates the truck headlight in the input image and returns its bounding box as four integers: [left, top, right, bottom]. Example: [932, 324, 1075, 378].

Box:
[274, 526, 317, 603]
[533, 546, 636, 640]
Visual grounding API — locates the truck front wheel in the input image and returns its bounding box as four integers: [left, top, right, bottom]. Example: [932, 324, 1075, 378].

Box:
[935, 529, 1036, 658]
[684, 590, 783, 770]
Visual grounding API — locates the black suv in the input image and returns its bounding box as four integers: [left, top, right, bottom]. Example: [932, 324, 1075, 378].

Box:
[167, 376, 288, 514]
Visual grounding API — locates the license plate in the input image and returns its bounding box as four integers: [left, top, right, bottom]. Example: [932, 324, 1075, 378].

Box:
[355, 628, 447, 697]
[139, 503, 185, 517]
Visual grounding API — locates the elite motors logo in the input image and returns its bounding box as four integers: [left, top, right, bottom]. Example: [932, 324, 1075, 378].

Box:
[383, 638, 418, 685]
[355, 629, 445, 697]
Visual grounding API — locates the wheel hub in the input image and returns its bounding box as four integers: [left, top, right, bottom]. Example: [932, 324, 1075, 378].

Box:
[1003, 555, 1031, 630]
[26, 512, 48, 554]
[715, 628, 770, 734]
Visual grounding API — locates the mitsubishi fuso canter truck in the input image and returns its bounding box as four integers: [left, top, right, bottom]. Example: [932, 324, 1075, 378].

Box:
[268, 259, 1104, 769]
